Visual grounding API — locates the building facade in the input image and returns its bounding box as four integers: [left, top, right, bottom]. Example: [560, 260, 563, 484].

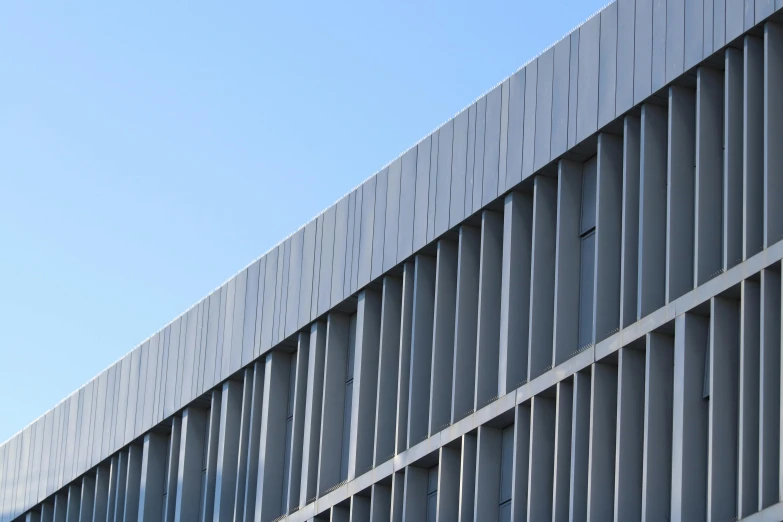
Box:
[4, 1, 783, 521]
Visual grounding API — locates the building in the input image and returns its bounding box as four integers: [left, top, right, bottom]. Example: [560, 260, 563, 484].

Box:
[4, 1, 783, 521]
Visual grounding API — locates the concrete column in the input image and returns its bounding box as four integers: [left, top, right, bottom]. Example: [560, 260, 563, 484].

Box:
[475, 210, 503, 408]
[300, 323, 326, 506]
[395, 261, 415, 454]
[78, 476, 94, 522]
[287, 332, 310, 512]
[349, 288, 382, 479]
[708, 297, 740, 521]
[429, 240, 457, 434]
[374, 276, 402, 465]
[527, 396, 555, 521]
[402, 466, 428, 522]
[553, 159, 584, 366]
[666, 85, 696, 303]
[724, 47, 744, 271]
[256, 351, 293, 522]
[641, 332, 674, 522]
[739, 279, 760, 517]
[163, 417, 181, 522]
[509, 404, 531, 521]
[528, 176, 558, 379]
[552, 381, 573, 522]
[407, 255, 436, 446]
[122, 444, 142, 522]
[620, 115, 641, 328]
[613, 346, 645, 522]
[174, 407, 207, 522]
[695, 67, 725, 286]
[744, 35, 764, 259]
[112, 451, 128, 522]
[594, 133, 623, 342]
[587, 364, 618, 522]
[764, 22, 783, 247]
[436, 446, 460, 521]
[369, 483, 391, 522]
[349, 496, 370, 522]
[92, 463, 110, 522]
[499, 192, 533, 394]
[759, 268, 780, 509]
[213, 380, 242, 521]
[458, 433, 477, 522]
[65, 484, 81, 522]
[451, 227, 480, 422]
[638, 103, 668, 318]
[390, 471, 404, 522]
[569, 372, 591, 522]
[671, 313, 709, 522]
[138, 433, 166, 522]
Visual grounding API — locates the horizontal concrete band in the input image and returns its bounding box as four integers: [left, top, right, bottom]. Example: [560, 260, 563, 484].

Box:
[3, 0, 783, 518]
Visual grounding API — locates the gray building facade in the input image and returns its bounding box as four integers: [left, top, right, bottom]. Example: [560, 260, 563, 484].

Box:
[4, 0, 783, 520]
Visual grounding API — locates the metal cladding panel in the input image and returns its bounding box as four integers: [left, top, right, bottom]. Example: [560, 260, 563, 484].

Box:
[300, 220, 317, 327]
[667, 0, 686, 83]
[372, 168, 389, 280]
[535, 48, 555, 171]
[465, 103, 477, 217]
[134, 340, 147, 440]
[358, 176, 376, 287]
[413, 136, 430, 252]
[652, 0, 667, 91]
[114, 355, 131, 450]
[398, 148, 417, 261]
[568, 31, 580, 148]
[350, 187, 363, 294]
[704, 0, 715, 55]
[143, 333, 160, 432]
[261, 246, 279, 351]
[598, 2, 618, 128]
[385, 158, 402, 271]
[746, 0, 756, 29]
[3, 437, 16, 522]
[344, 191, 356, 299]
[15, 427, 29, 515]
[203, 289, 221, 389]
[39, 411, 52, 500]
[192, 302, 205, 398]
[715, 0, 727, 49]
[318, 206, 336, 316]
[125, 346, 141, 445]
[758, 0, 775, 20]
[616, 0, 636, 115]
[522, 60, 537, 179]
[286, 230, 304, 339]
[635, 0, 654, 103]
[332, 195, 349, 306]
[244, 259, 262, 364]
[220, 276, 235, 383]
[483, 86, 502, 205]
[435, 120, 454, 237]
[551, 39, 570, 157]
[101, 363, 116, 462]
[451, 110, 469, 228]
[311, 215, 323, 320]
[64, 393, 79, 484]
[577, 14, 600, 144]
[507, 69, 526, 186]
[187, 303, 203, 399]
[498, 79, 510, 194]
[685, 0, 705, 69]
[273, 241, 288, 344]
[473, 96, 487, 212]
[32, 413, 45, 506]
[427, 129, 440, 242]
[728, 0, 744, 41]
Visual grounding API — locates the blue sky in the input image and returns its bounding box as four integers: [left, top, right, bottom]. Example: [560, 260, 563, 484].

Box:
[0, 0, 607, 443]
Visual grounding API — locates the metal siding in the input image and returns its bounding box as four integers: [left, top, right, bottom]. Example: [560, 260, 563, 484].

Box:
[115, 356, 131, 450]
[727, 0, 744, 41]
[568, 31, 580, 147]
[617, 0, 636, 115]
[757, 0, 774, 20]
[184, 304, 201, 401]
[435, 121, 454, 237]
[332, 196, 349, 306]
[598, 3, 618, 128]
[311, 215, 323, 320]
[398, 148, 417, 261]
[522, 60, 538, 179]
[465, 104, 477, 217]
[498, 79, 510, 193]
[286, 230, 304, 339]
[280, 237, 292, 339]
[125, 345, 141, 445]
[473, 96, 487, 212]
[39, 411, 52, 500]
[507, 69, 526, 185]
[359, 176, 376, 287]
[134, 342, 147, 443]
[221, 276, 236, 383]
[451, 110, 469, 228]
[428, 130, 440, 242]
[300, 220, 317, 327]
[652, 0, 668, 91]
[535, 49, 555, 171]
[413, 137, 430, 252]
[102, 364, 116, 462]
[273, 243, 287, 344]
[635, 0, 654, 103]
[244, 259, 262, 364]
[483, 86, 502, 205]
[577, 15, 601, 143]
[344, 191, 356, 298]
[704, 0, 715, 55]
[350, 187, 363, 294]
[192, 301, 205, 398]
[549, 41, 570, 159]
[715, 0, 727, 50]
[667, 0, 686, 83]
[685, 0, 705, 70]
[385, 158, 402, 271]
[745, 0, 755, 29]
[372, 168, 389, 280]
[203, 289, 221, 390]
[318, 206, 336, 315]
[143, 333, 160, 432]
[261, 245, 279, 351]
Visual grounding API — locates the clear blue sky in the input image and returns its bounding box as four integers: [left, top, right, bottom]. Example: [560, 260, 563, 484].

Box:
[0, 0, 606, 443]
